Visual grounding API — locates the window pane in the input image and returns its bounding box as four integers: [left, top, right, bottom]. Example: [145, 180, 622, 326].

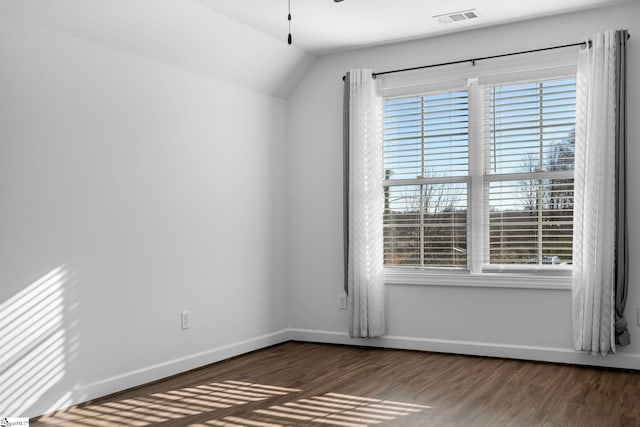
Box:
[487, 78, 576, 175]
[383, 91, 469, 180]
[384, 184, 467, 268]
[486, 77, 575, 266]
[488, 179, 573, 265]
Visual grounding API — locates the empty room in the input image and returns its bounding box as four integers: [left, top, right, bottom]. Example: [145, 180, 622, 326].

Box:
[1, 0, 640, 426]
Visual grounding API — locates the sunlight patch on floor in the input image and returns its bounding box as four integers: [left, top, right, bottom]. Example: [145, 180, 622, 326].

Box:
[206, 391, 431, 427]
[35, 380, 302, 426]
[33, 373, 430, 427]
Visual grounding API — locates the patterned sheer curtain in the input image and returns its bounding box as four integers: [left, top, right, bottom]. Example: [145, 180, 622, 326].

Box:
[572, 29, 629, 355]
[343, 69, 385, 338]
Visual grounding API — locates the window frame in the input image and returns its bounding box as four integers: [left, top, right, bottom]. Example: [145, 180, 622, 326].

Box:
[379, 52, 577, 289]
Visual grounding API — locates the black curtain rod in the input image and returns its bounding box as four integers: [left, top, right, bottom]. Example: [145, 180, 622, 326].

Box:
[372, 41, 587, 78]
[342, 33, 630, 80]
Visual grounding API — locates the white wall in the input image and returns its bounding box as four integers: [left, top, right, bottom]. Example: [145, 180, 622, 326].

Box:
[0, 15, 290, 418]
[287, 2, 640, 368]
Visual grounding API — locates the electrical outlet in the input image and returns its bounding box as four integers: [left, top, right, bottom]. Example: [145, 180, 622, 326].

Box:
[338, 294, 347, 310]
[181, 311, 190, 330]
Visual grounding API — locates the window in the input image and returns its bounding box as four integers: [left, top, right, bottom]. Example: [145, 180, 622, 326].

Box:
[383, 91, 469, 268]
[382, 75, 576, 276]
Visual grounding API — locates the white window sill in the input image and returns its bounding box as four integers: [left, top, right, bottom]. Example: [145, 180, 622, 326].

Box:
[384, 267, 572, 290]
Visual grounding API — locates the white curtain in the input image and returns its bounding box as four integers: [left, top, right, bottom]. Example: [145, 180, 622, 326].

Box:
[344, 69, 385, 338]
[572, 30, 618, 355]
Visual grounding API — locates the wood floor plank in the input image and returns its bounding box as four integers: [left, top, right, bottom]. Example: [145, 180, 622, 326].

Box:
[32, 342, 640, 426]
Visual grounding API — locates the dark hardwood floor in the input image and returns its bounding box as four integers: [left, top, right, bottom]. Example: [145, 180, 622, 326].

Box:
[33, 342, 640, 426]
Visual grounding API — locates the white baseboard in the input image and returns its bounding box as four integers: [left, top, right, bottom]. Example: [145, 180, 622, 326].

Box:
[289, 328, 640, 370]
[28, 329, 291, 419]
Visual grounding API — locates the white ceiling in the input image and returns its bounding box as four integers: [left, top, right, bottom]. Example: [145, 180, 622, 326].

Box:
[192, 0, 635, 54]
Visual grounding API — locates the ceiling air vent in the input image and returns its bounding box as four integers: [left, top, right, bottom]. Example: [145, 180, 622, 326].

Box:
[433, 9, 481, 24]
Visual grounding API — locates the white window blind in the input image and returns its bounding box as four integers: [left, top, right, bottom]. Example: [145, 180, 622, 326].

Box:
[383, 91, 469, 268]
[484, 77, 576, 266]
[381, 75, 576, 273]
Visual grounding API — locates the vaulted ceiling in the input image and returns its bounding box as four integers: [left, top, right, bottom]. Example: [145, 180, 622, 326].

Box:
[0, 0, 314, 97]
